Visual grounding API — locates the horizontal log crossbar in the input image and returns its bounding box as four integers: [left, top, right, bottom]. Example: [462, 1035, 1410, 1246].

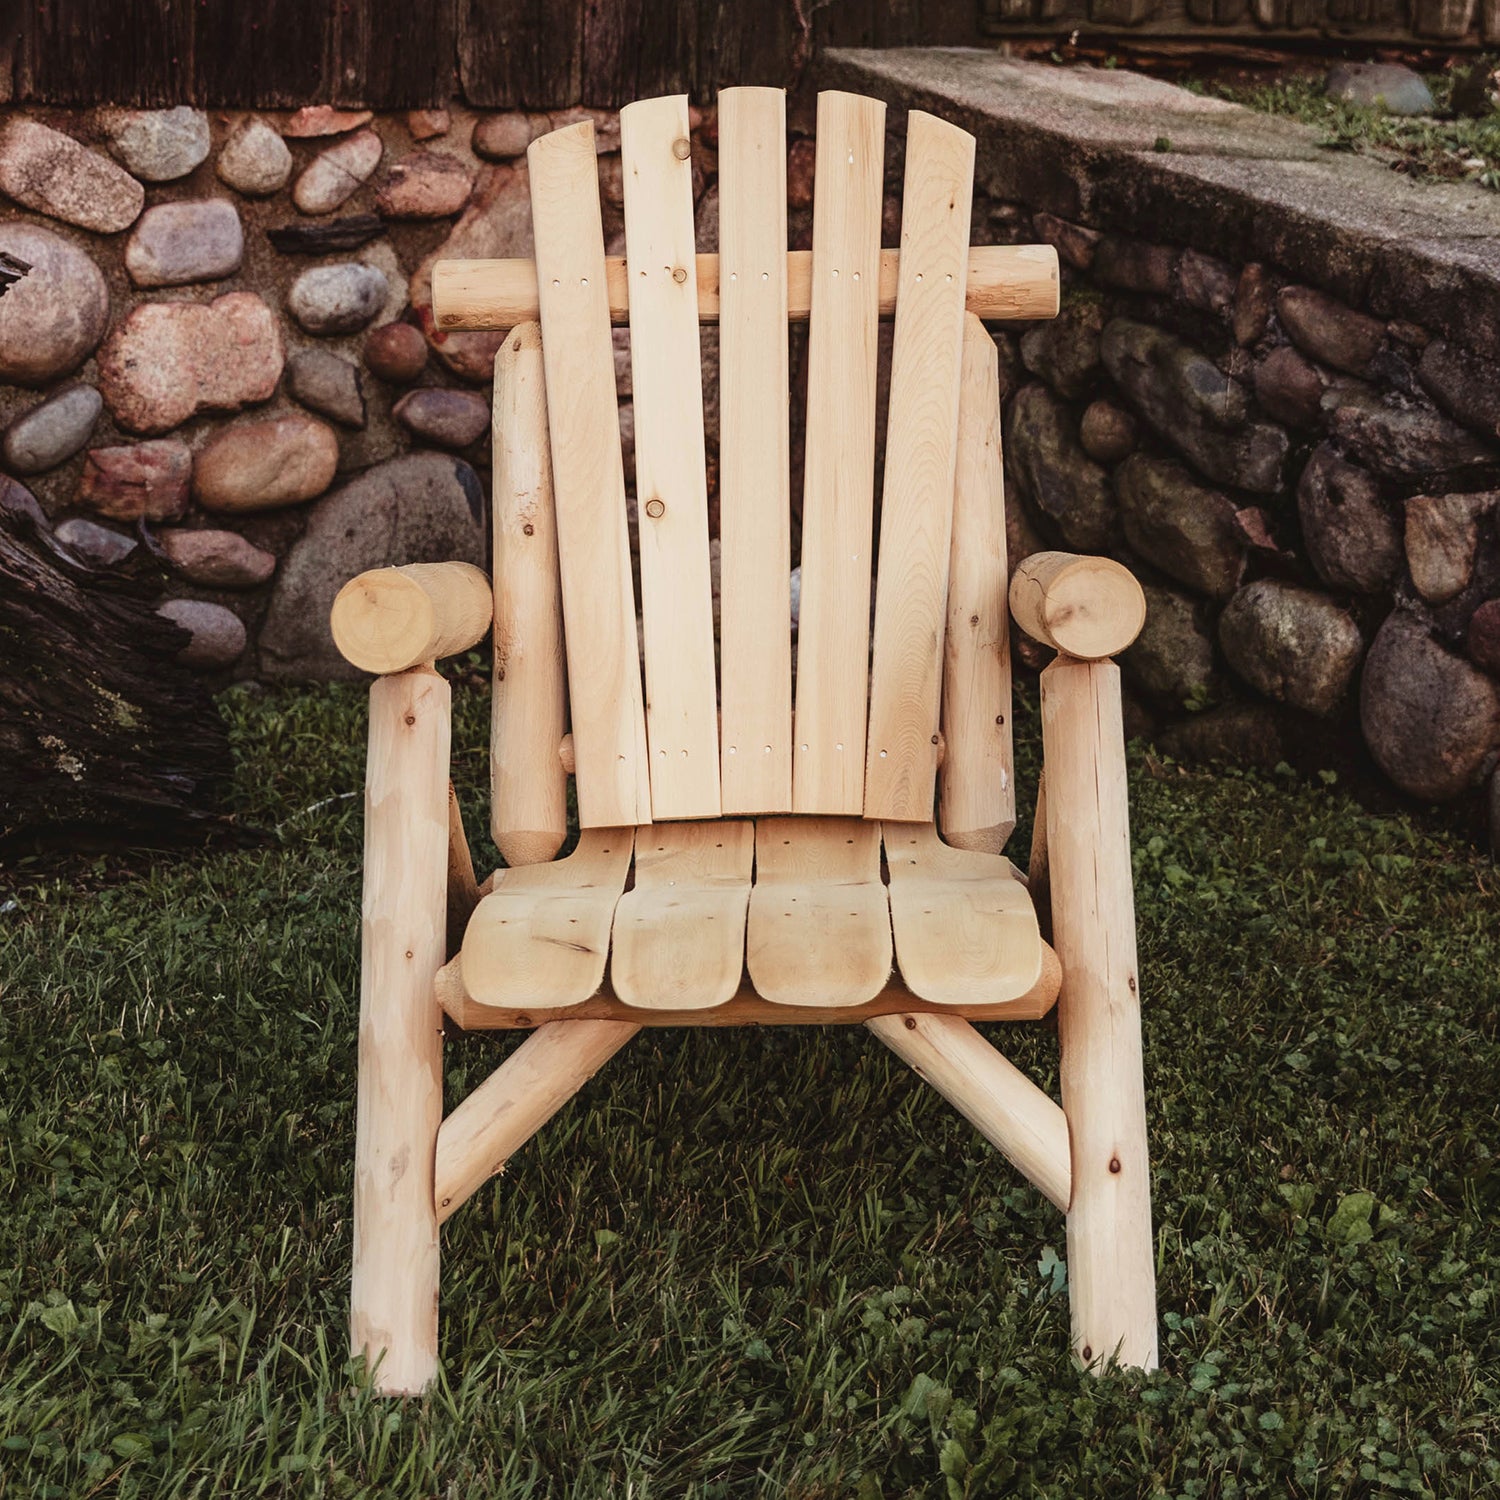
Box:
[431, 244, 1060, 331]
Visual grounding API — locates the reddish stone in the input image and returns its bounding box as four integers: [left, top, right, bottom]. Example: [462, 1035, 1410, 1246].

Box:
[160, 528, 277, 588]
[471, 112, 546, 161]
[282, 106, 373, 138]
[79, 440, 191, 522]
[787, 138, 816, 210]
[365, 322, 428, 384]
[1233, 263, 1275, 348]
[1032, 212, 1100, 272]
[407, 109, 450, 141]
[375, 150, 474, 219]
[1468, 599, 1500, 676]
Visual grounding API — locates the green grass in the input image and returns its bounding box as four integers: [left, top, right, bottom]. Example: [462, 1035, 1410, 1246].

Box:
[2, 669, 1497, 1497]
[1201, 74, 1500, 191]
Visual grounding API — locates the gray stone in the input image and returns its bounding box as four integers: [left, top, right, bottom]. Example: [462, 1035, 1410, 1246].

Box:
[1404, 491, 1497, 604]
[54, 517, 137, 568]
[259, 453, 486, 678]
[287, 263, 388, 336]
[1078, 398, 1136, 464]
[392, 388, 491, 449]
[1019, 299, 1103, 398]
[1254, 345, 1326, 428]
[101, 107, 210, 182]
[0, 119, 144, 232]
[1276, 286, 1384, 377]
[124, 199, 244, 288]
[216, 117, 293, 196]
[78, 440, 192, 522]
[375, 150, 474, 218]
[1417, 340, 1500, 443]
[1219, 579, 1363, 717]
[2, 384, 102, 475]
[1360, 609, 1500, 800]
[1101, 318, 1289, 494]
[1175, 249, 1236, 317]
[1003, 383, 1114, 552]
[1115, 452, 1245, 599]
[1157, 701, 1287, 769]
[157, 599, 247, 670]
[472, 112, 546, 161]
[1031, 212, 1099, 271]
[1325, 62, 1436, 117]
[1324, 385, 1497, 487]
[287, 348, 366, 428]
[292, 130, 383, 215]
[0, 224, 110, 386]
[1297, 445, 1402, 594]
[97, 293, 283, 435]
[193, 413, 341, 513]
[1122, 585, 1215, 705]
[160, 528, 277, 588]
[1093, 235, 1177, 295]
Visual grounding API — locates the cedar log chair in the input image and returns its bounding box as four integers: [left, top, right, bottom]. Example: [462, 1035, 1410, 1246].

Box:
[327, 88, 1156, 1395]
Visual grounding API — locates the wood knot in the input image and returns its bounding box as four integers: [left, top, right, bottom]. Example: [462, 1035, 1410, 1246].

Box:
[1109, 1156, 1121, 1174]
[671, 266, 687, 284]
[672, 136, 691, 161]
[1081, 1345, 1093, 1362]
[644, 498, 666, 519]
[523, 523, 535, 536]
[404, 714, 416, 726]
[903, 1015, 917, 1030]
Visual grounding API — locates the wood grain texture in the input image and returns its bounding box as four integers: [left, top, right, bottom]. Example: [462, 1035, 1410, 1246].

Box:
[868, 1013, 1070, 1210]
[620, 93, 722, 820]
[1041, 656, 1158, 1372]
[490, 321, 570, 867]
[939, 314, 1016, 854]
[528, 121, 651, 829]
[1009, 551, 1147, 661]
[717, 86, 793, 815]
[865, 111, 975, 822]
[746, 816, 892, 1005]
[610, 821, 753, 1008]
[431, 245, 1061, 331]
[331, 563, 492, 675]
[350, 668, 448, 1396]
[791, 91, 885, 816]
[458, 828, 634, 1008]
[884, 823, 1041, 1004]
[433, 1019, 638, 1223]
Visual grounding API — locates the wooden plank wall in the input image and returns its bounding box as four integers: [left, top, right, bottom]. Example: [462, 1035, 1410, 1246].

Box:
[1, 0, 979, 108]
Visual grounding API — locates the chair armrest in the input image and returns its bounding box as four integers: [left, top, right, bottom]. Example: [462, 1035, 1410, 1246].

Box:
[1009, 551, 1145, 661]
[331, 562, 492, 674]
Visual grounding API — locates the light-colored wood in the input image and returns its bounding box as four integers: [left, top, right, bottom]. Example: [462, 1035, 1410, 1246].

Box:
[884, 823, 1042, 1005]
[792, 91, 885, 815]
[430, 244, 1060, 329]
[433, 1020, 638, 1224]
[458, 828, 635, 1008]
[528, 120, 651, 828]
[867, 1014, 1070, 1211]
[350, 667, 448, 1396]
[746, 816, 892, 1005]
[331, 563, 491, 675]
[1028, 770, 1052, 944]
[1010, 552, 1147, 661]
[717, 86, 792, 815]
[490, 321, 569, 868]
[1041, 656, 1157, 1372]
[865, 112, 975, 822]
[446, 782, 481, 958]
[939, 315, 1016, 854]
[620, 94, 721, 821]
[439, 940, 1060, 1029]
[610, 820, 753, 1009]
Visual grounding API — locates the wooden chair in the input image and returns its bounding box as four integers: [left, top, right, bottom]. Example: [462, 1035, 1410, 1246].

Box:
[327, 88, 1156, 1396]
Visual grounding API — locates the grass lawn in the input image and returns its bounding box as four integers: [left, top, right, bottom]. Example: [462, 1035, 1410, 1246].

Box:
[2, 669, 1497, 1497]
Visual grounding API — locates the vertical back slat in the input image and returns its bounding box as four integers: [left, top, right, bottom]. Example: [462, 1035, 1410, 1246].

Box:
[620, 94, 722, 821]
[939, 314, 1016, 854]
[863, 111, 975, 822]
[791, 90, 885, 816]
[527, 121, 651, 829]
[717, 85, 792, 815]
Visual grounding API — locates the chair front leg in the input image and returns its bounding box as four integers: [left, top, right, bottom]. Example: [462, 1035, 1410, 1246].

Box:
[350, 666, 450, 1395]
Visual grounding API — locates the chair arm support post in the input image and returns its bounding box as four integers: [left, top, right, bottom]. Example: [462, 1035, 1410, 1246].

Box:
[350, 666, 450, 1395]
[331, 562, 492, 675]
[1040, 655, 1158, 1373]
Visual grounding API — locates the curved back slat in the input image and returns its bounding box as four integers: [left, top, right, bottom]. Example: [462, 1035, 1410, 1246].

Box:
[864, 111, 975, 823]
[717, 85, 792, 815]
[620, 94, 721, 821]
[527, 120, 651, 829]
[791, 90, 886, 816]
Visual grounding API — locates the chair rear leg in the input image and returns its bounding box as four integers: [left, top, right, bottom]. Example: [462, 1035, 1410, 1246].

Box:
[1040, 656, 1157, 1373]
[350, 667, 450, 1395]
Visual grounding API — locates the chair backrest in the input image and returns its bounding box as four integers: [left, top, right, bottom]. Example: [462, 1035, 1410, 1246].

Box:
[493, 87, 1015, 853]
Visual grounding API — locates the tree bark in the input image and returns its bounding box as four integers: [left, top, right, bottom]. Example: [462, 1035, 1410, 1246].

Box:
[0, 483, 231, 853]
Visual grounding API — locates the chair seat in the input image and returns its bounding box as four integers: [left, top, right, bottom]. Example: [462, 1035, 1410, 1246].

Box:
[445, 817, 1055, 1028]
